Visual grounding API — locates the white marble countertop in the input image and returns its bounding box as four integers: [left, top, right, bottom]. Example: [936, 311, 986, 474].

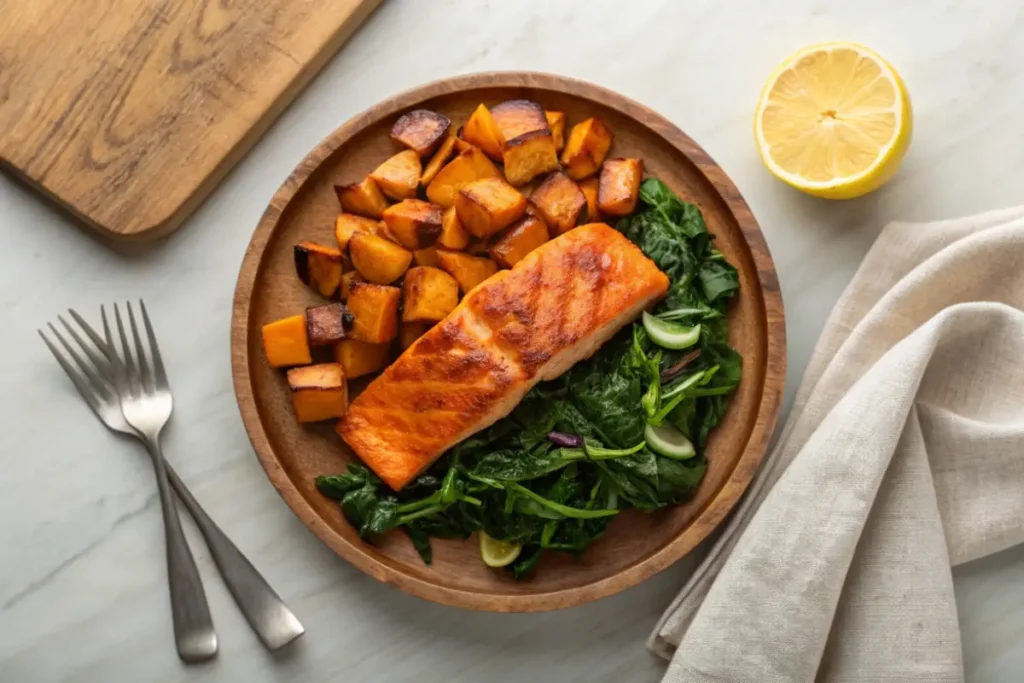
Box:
[3, 1, 1024, 681]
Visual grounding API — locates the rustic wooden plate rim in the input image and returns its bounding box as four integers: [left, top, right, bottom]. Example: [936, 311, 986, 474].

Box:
[231, 71, 786, 612]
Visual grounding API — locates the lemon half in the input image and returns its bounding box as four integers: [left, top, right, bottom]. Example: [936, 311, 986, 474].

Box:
[755, 42, 911, 199]
[479, 532, 522, 568]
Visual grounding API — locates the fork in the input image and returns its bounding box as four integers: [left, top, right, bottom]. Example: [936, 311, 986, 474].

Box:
[40, 302, 304, 659]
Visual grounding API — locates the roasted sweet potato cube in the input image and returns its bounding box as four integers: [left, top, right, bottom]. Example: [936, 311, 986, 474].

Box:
[579, 177, 600, 223]
[454, 177, 527, 239]
[262, 315, 312, 368]
[291, 387, 347, 422]
[334, 339, 391, 379]
[294, 242, 344, 298]
[437, 206, 470, 250]
[491, 99, 548, 142]
[347, 282, 400, 343]
[287, 362, 344, 391]
[420, 135, 458, 187]
[349, 233, 412, 285]
[425, 147, 500, 208]
[490, 216, 549, 268]
[305, 303, 347, 346]
[490, 99, 560, 185]
[461, 104, 504, 160]
[561, 117, 613, 180]
[335, 213, 387, 251]
[435, 250, 499, 294]
[545, 111, 566, 151]
[401, 267, 459, 323]
[369, 150, 421, 200]
[391, 109, 451, 157]
[381, 199, 443, 250]
[335, 177, 389, 218]
[287, 363, 348, 422]
[503, 131, 560, 186]
[598, 158, 645, 216]
[530, 172, 587, 235]
[340, 271, 364, 301]
[413, 247, 440, 268]
[398, 322, 431, 350]
[453, 137, 474, 154]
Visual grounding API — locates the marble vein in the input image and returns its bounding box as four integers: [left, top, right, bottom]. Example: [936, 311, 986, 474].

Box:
[2, 493, 157, 613]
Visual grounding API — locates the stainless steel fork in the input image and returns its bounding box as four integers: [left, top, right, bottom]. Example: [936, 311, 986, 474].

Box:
[40, 302, 304, 660]
[40, 304, 216, 662]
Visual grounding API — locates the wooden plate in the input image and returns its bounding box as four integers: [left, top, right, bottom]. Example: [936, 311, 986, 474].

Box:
[231, 72, 785, 612]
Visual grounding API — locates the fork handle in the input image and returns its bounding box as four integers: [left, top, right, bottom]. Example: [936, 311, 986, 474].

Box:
[164, 463, 305, 650]
[145, 438, 218, 662]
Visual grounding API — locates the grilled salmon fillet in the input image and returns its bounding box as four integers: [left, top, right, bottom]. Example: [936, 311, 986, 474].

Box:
[337, 222, 669, 490]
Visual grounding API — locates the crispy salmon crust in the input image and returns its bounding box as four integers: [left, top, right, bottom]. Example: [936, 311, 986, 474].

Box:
[338, 223, 669, 490]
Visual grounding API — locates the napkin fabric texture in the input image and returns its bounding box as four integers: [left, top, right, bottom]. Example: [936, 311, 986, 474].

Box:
[650, 207, 1024, 683]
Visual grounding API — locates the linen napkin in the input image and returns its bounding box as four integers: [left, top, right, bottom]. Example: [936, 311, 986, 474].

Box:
[649, 206, 1024, 683]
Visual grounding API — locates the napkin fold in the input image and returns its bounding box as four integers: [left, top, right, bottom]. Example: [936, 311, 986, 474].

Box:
[650, 207, 1024, 683]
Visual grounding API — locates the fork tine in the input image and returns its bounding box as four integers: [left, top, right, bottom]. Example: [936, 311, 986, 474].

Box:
[98, 305, 128, 388]
[68, 308, 113, 361]
[58, 314, 114, 388]
[126, 301, 152, 394]
[114, 303, 140, 397]
[138, 300, 169, 390]
[99, 305, 124, 370]
[46, 322, 116, 401]
[102, 305, 114, 350]
[40, 327, 105, 410]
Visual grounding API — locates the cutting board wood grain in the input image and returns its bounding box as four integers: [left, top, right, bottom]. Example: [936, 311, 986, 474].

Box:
[0, 0, 382, 244]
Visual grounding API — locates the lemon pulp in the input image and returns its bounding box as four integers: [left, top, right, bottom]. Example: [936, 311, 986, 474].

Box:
[755, 42, 911, 199]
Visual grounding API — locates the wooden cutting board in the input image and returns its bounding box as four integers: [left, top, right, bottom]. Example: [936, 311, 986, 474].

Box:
[0, 0, 382, 244]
